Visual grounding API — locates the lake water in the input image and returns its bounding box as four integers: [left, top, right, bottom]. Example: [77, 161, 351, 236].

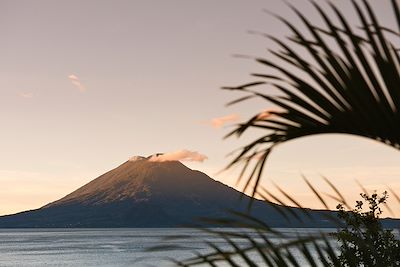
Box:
[0, 228, 338, 266]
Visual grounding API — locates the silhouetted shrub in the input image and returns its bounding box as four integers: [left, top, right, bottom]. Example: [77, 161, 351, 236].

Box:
[334, 192, 400, 266]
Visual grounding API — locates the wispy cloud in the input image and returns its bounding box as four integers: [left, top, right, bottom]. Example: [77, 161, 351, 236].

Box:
[149, 149, 208, 163]
[256, 109, 274, 120]
[68, 74, 87, 92]
[18, 92, 34, 99]
[210, 114, 240, 128]
[129, 156, 145, 162]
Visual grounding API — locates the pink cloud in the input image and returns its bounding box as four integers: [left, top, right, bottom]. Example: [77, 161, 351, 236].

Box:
[210, 114, 240, 128]
[68, 74, 87, 92]
[256, 109, 275, 120]
[149, 150, 208, 163]
[18, 92, 34, 98]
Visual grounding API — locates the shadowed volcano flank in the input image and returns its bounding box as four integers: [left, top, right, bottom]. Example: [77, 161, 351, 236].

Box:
[45, 159, 213, 207]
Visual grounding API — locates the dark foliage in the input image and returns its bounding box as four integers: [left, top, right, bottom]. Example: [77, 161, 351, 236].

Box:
[334, 192, 400, 266]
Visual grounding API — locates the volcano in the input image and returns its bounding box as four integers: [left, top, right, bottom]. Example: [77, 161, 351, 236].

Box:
[0, 157, 397, 228]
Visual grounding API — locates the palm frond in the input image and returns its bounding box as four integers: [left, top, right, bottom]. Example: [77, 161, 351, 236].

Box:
[227, 0, 400, 195]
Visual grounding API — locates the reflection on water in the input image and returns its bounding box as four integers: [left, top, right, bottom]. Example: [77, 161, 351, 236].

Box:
[0, 228, 338, 266]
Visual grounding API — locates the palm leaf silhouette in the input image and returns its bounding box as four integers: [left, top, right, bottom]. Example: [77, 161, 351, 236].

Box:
[225, 0, 400, 195]
[161, 1, 400, 266]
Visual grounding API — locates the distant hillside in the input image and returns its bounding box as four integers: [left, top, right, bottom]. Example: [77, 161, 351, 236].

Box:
[0, 157, 398, 228]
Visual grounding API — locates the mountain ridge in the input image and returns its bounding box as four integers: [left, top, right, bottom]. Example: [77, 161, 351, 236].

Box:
[0, 157, 398, 228]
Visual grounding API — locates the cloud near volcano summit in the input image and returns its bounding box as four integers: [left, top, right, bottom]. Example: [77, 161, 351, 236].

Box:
[149, 150, 207, 162]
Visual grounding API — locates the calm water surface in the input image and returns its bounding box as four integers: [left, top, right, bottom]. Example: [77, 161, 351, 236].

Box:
[0, 228, 338, 267]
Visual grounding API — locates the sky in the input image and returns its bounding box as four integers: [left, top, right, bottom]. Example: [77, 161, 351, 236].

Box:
[1, 0, 399, 217]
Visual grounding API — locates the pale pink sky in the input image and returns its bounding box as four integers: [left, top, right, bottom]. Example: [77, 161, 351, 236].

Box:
[0, 0, 399, 216]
